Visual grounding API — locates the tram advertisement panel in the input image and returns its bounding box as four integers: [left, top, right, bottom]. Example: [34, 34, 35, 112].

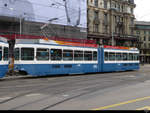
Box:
[0, 0, 87, 28]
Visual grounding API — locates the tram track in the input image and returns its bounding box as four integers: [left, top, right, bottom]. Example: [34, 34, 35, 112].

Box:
[9, 79, 131, 110]
[0, 77, 81, 105]
[0, 70, 144, 110]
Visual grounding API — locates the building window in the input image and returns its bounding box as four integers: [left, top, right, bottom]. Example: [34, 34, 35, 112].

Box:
[118, 4, 120, 12]
[111, 1, 115, 8]
[104, 0, 107, 9]
[104, 13, 108, 24]
[144, 43, 146, 48]
[136, 31, 140, 35]
[94, 11, 99, 19]
[94, 24, 99, 33]
[94, 0, 98, 7]
[130, 18, 134, 26]
[131, 8, 133, 14]
[121, 5, 124, 12]
[144, 36, 146, 41]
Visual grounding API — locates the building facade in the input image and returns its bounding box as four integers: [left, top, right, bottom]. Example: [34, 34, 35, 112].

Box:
[134, 21, 150, 64]
[0, 16, 87, 39]
[87, 0, 138, 47]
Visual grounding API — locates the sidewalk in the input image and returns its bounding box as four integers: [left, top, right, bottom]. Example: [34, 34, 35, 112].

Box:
[1, 74, 28, 81]
[140, 64, 150, 67]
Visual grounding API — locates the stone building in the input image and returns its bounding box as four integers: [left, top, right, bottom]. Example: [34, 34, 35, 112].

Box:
[87, 0, 138, 47]
[134, 21, 150, 64]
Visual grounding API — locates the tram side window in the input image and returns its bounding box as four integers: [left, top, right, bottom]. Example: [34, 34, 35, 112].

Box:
[116, 53, 122, 61]
[37, 48, 49, 61]
[3, 47, 8, 61]
[51, 49, 62, 61]
[123, 53, 128, 61]
[14, 48, 20, 60]
[0, 47, 2, 61]
[93, 51, 97, 61]
[63, 50, 73, 61]
[21, 48, 34, 60]
[74, 50, 83, 61]
[104, 52, 108, 61]
[84, 51, 92, 61]
[109, 52, 115, 61]
[129, 53, 133, 61]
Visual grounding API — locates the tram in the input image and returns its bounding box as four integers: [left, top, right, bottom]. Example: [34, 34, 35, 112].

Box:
[0, 41, 9, 78]
[13, 40, 140, 77]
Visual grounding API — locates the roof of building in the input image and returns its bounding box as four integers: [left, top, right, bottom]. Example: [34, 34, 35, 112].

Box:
[135, 21, 150, 26]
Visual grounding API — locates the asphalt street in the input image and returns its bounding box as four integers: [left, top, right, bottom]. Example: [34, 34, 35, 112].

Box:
[0, 65, 150, 110]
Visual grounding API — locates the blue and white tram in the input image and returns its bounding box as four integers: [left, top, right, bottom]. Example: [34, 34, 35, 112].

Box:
[14, 43, 140, 77]
[102, 46, 140, 72]
[0, 41, 9, 78]
[14, 43, 99, 76]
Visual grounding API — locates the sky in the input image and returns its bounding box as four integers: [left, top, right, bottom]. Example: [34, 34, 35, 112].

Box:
[134, 0, 150, 21]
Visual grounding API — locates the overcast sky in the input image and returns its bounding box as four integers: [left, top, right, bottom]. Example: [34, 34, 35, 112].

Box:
[134, 0, 150, 21]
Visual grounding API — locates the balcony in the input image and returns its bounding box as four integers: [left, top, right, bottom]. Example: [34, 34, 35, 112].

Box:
[93, 18, 100, 25]
[117, 22, 124, 27]
[140, 46, 150, 50]
[115, 35, 139, 41]
[109, 7, 118, 12]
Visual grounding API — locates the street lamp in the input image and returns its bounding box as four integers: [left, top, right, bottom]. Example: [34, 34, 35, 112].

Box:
[8, 7, 16, 75]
